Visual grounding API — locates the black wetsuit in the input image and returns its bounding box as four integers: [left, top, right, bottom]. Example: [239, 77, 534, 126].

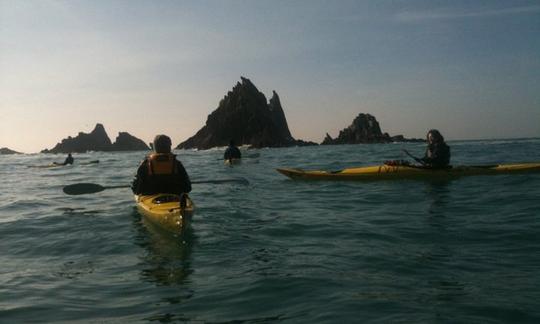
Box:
[421, 142, 451, 168]
[131, 156, 191, 195]
[63, 156, 74, 165]
[224, 146, 242, 160]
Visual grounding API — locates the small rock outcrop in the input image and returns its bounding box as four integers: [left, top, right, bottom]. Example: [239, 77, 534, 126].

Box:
[177, 77, 316, 149]
[321, 113, 423, 145]
[42, 124, 149, 153]
[0, 147, 21, 154]
[111, 132, 150, 151]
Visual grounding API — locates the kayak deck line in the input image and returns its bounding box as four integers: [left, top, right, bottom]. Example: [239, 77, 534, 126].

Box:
[276, 162, 540, 181]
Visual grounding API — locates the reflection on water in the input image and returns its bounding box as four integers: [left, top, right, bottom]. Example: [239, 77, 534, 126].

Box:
[424, 180, 452, 216]
[56, 260, 95, 279]
[419, 181, 469, 313]
[132, 210, 195, 286]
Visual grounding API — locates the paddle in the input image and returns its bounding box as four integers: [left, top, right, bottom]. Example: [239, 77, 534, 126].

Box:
[216, 152, 259, 161]
[80, 160, 99, 165]
[63, 183, 128, 195]
[402, 149, 426, 166]
[63, 178, 250, 195]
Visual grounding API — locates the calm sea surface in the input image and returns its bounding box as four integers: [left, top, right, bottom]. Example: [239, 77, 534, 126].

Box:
[1, 139, 540, 323]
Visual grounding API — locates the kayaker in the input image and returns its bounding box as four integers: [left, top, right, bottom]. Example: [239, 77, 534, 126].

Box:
[54, 153, 74, 166]
[131, 135, 192, 196]
[420, 129, 450, 168]
[223, 139, 242, 161]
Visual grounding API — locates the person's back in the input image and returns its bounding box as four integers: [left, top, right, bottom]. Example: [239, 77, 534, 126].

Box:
[64, 153, 74, 165]
[224, 140, 241, 160]
[54, 153, 73, 165]
[421, 129, 450, 168]
[132, 135, 191, 195]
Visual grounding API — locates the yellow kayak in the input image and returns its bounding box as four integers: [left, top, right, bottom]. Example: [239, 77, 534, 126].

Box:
[135, 194, 194, 233]
[277, 162, 540, 181]
[224, 158, 242, 166]
[28, 163, 67, 169]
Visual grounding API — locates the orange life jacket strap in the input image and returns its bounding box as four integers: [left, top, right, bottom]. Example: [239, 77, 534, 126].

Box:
[147, 153, 177, 175]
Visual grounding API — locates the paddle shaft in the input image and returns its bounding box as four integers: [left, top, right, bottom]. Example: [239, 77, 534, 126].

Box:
[403, 149, 426, 165]
[63, 178, 249, 195]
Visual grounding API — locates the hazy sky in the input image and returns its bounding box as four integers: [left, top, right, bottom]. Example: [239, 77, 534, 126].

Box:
[1, 0, 539, 153]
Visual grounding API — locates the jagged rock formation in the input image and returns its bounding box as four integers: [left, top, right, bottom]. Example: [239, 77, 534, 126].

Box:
[177, 77, 316, 149]
[321, 113, 423, 145]
[0, 147, 21, 154]
[42, 124, 149, 153]
[111, 132, 150, 151]
[42, 124, 112, 153]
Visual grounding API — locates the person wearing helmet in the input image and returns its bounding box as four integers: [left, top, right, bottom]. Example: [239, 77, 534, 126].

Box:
[52, 153, 74, 166]
[223, 139, 242, 162]
[131, 135, 191, 195]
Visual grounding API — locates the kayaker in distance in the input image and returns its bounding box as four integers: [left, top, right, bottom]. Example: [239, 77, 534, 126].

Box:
[131, 134, 192, 197]
[223, 139, 242, 161]
[54, 153, 74, 166]
[420, 129, 450, 168]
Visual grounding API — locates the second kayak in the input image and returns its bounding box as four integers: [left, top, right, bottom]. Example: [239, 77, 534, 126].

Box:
[276, 162, 540, 181]
[135, 194, 194, 233]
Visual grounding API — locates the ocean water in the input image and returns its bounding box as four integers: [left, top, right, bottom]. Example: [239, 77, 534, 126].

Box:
[1, 139, 540, 323]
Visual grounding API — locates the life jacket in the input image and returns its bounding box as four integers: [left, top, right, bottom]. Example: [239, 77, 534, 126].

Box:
[425, 143, 450, 168]
[147, 153, 178, 176]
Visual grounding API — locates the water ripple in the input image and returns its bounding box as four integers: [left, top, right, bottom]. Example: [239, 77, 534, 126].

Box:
[1, 140, 540, 322]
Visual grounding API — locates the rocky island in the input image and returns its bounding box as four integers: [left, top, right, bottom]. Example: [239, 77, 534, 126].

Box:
[321, 113, 424, 145]
[176, 77, 316, 150]
[0, 147, 21, 154]
[42, 124, 150, 153]
[111, 132, 150, 151]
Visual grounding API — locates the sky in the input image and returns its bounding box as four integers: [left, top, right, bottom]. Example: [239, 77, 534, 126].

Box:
[1, 0, 539, 153]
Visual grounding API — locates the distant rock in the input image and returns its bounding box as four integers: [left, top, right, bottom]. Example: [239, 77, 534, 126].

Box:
[0, 147, 21, 154]
[177, 77, 316, 149]
[42, 124, 149, 153]
[42, 124, 112, 153]
[111, 132, 150, 151]
[321, 113, 424, 145]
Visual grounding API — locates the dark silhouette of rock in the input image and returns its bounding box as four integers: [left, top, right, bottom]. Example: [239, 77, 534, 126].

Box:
[322, 113, 424, 145]
[42, 124, 112, 153]
[111, 132, 150, 151]
[177, 77, 316, 149]
[42, 124, 149, 153]
[0, 147, 21, 154]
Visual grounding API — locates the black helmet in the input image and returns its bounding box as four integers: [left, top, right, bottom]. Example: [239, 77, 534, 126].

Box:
[153, 135, 172, 153]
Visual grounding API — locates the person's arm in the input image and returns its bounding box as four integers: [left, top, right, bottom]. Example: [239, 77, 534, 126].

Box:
[424, 144, 450, 166]
[176, 161, 192, 193]
[420, 147, 432, 164]
[131, 160, 147, 194]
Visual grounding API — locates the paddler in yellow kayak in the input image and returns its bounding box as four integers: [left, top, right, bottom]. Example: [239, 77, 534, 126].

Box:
[404, 129, 451, 168]
[131, 135, 191, 203]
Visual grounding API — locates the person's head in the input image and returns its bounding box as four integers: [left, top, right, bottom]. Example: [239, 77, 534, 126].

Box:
[153, 135, 172, 153]
[427, 129, 444, 144]
[68, 153, 72, 157]
[229, 139, 235, 147]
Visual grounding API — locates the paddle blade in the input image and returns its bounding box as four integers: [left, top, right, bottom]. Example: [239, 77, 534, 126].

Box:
[63, 183, 106, 195]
